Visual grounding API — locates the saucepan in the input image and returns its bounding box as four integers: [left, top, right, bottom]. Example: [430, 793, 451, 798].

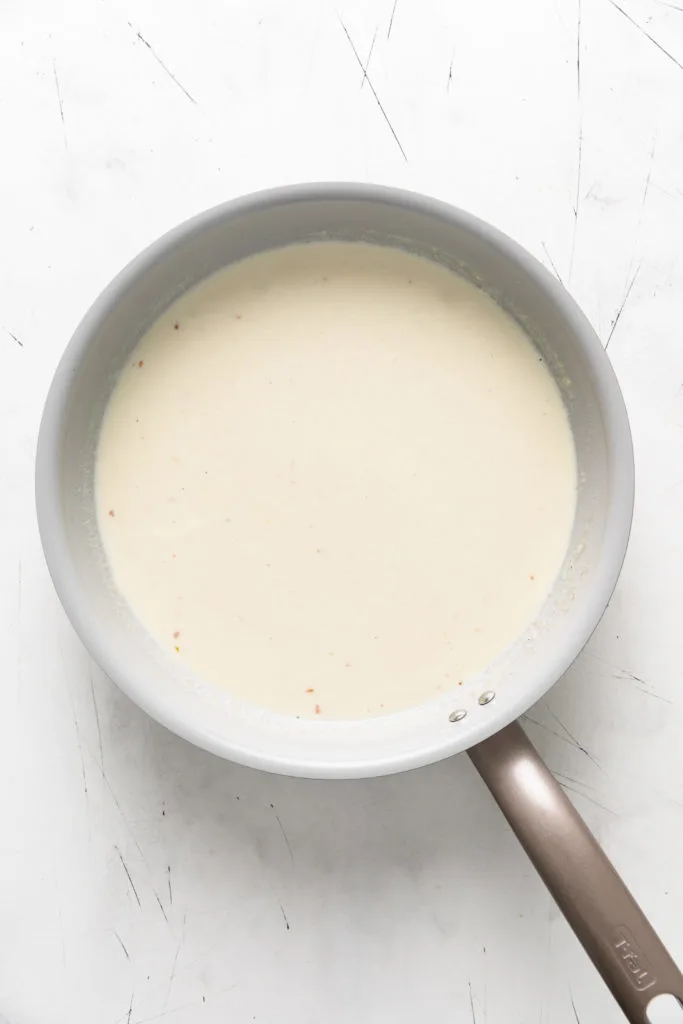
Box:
[35, 184, 683, 1021]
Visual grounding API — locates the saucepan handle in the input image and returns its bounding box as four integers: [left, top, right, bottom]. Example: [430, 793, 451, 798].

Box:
[469, 721, 683, 1023]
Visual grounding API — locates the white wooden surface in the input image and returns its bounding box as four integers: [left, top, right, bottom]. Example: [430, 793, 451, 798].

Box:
[1, 1, 682, 1021]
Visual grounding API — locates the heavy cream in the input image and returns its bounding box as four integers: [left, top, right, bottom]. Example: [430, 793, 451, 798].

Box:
[96, 242, 577, 719]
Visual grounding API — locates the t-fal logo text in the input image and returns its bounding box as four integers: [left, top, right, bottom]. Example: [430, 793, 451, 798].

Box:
[612, 927, 656, 991]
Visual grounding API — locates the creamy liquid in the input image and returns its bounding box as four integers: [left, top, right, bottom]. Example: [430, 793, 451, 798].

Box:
[96, 242, 577, 719]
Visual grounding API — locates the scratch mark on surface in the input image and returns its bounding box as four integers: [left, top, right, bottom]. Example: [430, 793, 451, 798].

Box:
[88, 660, 104, 773]
[116, 846, 142, 908]
[127, 1000, 209, 1024]
[77, 731, 88, 795]
[615, 664, 673, 702]
[114, 930, 130, 960]
[569, 0, 582, 282]
[547, 710, 602, 769]
[447, 49, 454, 91]
[606, 263, 641, 348]
[552, 769, 595, 791]
[604, 132, 655, 344]
[92, 759, 149, 866]
[127, 992, 134, 1024]
[16, 561, 22, 691]
[523, 714, 576, 749]
[541, 242, 565, 287]
[3, 326, 22, 347]
[544, 707, 603, 770]
[607, 0, 683, 71]
[570, 991, 581, 1023]
[55, 633, 89, 798]
[387, 0, 399, 38]
[161, 915, 186, 1014]
[69, 700, 88, 797]
[649, 180, 679, 202]
[52, 59, 67, 148]
[56, 895, 67, 976]
[279, 903, 291, 931]
[640, 135, 657, 213]
[611, 664, 674, 703]
[557, 779, 617, 816]
[155, 892, 169, 922]
[633, 687, 673, 704]
[167, 865, 173, 906]
[128, 23, 197, 104]
[271, 805, 295, 866]
[338, 18, 407, 160]
[360, 27, 378, 88]
[524, 712, 602, 771]
[468, 980, 477, 1022]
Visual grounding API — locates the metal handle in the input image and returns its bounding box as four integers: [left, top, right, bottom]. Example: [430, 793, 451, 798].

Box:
[469, 721, 683, 1023]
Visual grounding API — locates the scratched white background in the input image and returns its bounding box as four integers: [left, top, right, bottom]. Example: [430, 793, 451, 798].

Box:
[1, 0, 682, 1021]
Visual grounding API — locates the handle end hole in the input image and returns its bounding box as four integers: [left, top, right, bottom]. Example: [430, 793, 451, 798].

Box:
[647, 994, 683, 1023]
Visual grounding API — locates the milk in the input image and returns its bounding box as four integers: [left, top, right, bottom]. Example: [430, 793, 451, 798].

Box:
[96, 242, 577, 719]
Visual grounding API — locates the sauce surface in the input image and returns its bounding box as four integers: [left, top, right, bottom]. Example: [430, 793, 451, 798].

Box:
[96, 242, 577, 718]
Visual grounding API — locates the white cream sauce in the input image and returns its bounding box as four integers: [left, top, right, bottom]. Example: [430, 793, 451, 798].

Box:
[96, 242, 577, 719]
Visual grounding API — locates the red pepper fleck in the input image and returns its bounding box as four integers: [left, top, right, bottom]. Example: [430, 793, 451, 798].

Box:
[529, 574, 535, 580]
[315, 704, 321, 715]
[173, 631, 180, 639]
[108, 509, 115, 517]
[305, 687, 314, 693]
[138, 360, 144, 367]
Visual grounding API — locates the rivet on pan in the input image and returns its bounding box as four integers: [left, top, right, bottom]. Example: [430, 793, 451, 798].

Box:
[449, 709, 467, 723]
[478, 690, 496, 706]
